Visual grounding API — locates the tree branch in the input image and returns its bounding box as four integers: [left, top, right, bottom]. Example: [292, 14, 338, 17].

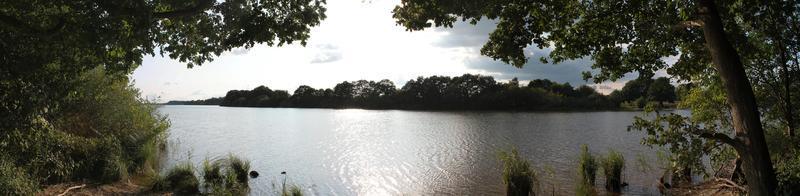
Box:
[672, 20, 705, 30]
[698, 132, 743, 151]
[0, 14, 65, 35]
[152, 0, 215, 19]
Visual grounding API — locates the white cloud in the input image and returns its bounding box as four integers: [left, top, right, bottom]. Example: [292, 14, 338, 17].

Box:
[131, 0, 651, 101]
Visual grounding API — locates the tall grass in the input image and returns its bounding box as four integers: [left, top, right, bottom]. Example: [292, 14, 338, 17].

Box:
[602, 150, 625, 192]
[282, 184, 304, 196]
[158, 155, 252, 195]
[227, 154, 251, 185]
[151, 162, 199, 195]
[576, 144, 597, 195]
[499, 148, 538, 196]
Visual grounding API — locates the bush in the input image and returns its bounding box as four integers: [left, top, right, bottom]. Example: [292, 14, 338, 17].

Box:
[0, 156, 39, 195]
[576, 144, 597, 195]
[227, 155, 251, 185]
[499, 148, 538, 196]
[0, 68, 169, 190]
[283, 185, 304, 196]
[200, 155, 251, 195]
[602, 150, 625, 192]
[152, 162, 199, 195]
[203, 159, 224, 187]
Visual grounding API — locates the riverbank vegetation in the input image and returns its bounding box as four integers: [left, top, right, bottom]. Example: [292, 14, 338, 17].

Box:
[1, 0, 326, 194]
[499, 148, 539, 195]
[0, 68, 169, 195]
[392, 0, 800, 194]
[177, 75, 680, 111]
[152, 155, 253, 195]
[576, 145, 598, 195]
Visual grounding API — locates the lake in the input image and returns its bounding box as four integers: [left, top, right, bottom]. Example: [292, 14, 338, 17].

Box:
[158, 105, 665, 195]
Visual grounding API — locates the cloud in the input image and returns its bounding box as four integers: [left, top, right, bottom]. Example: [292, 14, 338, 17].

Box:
[431, 20, 650, 92]
[310, 44, 343, 64]
[229, 48, 250, 55]
[464, 52, 594, 85]
[432, 20, 496, 48]
[163, 81, 177, 86]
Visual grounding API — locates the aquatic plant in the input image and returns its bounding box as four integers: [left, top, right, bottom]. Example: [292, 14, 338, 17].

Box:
[602, 150, 625, 192]
[499, 148, 538, 196]
[151, 162, 199, 195]
[576, 144, 597, 195]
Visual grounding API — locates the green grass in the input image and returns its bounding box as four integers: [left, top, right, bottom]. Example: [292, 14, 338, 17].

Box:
[203, 159, 224, 188]
[499, 148, 538, 196]
[152, 162, 199, 195]
[576, 144, 597, 195]
[227, 154, 251, 185]
[282, 184, 304, 196]
[602, 149, 625, 192]
[153, 157, 252, 195]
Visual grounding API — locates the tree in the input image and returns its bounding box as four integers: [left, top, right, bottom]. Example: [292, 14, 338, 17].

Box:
[647, 77, 677, 107]
[1, 0, 327, 131]
[392, 0, 785, 194]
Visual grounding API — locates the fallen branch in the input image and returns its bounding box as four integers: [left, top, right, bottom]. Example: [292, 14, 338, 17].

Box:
[57, 184, 87, 196]
[713, 178, 746, 192]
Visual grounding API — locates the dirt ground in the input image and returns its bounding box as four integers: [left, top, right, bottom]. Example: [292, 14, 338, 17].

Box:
[668, 179, 744, 196]
[37, 178, 170, 196]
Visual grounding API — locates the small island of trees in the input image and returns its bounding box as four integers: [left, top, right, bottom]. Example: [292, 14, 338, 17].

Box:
[171, 74, 680, 111]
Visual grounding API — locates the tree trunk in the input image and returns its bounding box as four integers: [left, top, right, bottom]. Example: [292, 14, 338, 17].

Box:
[698, 0, 777, 195]
[780, 49, 795, 137]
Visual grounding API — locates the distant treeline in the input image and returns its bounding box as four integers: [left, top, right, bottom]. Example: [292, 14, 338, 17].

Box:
[165, 97, 224, 105]
[170, 74, 678, 110]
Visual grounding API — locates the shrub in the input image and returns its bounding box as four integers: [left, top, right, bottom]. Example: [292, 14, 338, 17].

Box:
[0, 156, 39, 195]
[152, 162, 199, 195]
[283, 184, 304, 196]
[200, 155, 251, 195]
[227, 154, 251, 185]
[499, 148, 538, 196]
[576, 144, 597, 195]
[0, 68, 169, 191]
[203, 159, 224, 187]
[602, 150, 625, 192]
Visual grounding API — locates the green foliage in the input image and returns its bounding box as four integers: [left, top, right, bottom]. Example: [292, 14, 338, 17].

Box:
[282, 185, 304, 196]
[200, 155, 251, 195]
[647, 77, 676, 105]
[152, 162, 199, 195]
[499, 148, 538, 196]
[227, 155, 251, 186]
[577, 145, 597, 186]
[202, 159, 224, 188]
[214, 75, 618, 110]
[392, 0, 799, 193]
[0, 68, 168, 190]
[0, 156, 39, 195]
[601, 150, 624, 193]
[576, 145, 597, 196]
[1, 0, 325, 189]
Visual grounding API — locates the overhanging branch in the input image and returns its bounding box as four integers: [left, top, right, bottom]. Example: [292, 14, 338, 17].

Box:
[699, 132, 743, 151]
[672, 20, 705, 30]
[152, 0, 215, 19]
[0, 14, 65, 36]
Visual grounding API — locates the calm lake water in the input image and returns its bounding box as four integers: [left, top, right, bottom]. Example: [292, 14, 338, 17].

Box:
[158, 105, 665, 195]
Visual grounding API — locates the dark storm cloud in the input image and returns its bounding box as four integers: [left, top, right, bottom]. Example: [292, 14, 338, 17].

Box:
[432, 20, 496, 48]
[465, 50, 595, 85]
[435, 20, 642, 86]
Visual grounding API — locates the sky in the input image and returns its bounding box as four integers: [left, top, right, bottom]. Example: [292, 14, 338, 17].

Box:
[131, 0, 638, 102]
